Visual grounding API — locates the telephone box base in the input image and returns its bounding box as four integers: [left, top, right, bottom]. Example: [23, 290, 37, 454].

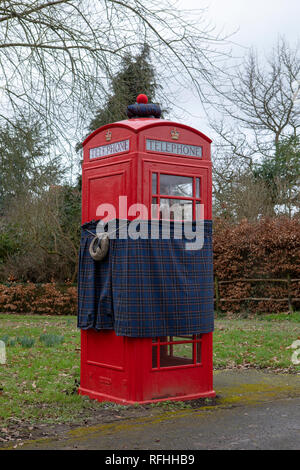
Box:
[79, 330, 215, 406]
[78, 386, 216, 405]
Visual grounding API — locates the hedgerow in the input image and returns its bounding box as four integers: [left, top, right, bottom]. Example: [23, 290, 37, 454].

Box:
[213, 217, 300, 313]
[0, 217, 299, 315]
[0, 282, 77, 315]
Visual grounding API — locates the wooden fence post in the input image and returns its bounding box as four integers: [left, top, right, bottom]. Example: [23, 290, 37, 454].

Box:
[214, 276, 220, 315]
[287, 274, 294, 314]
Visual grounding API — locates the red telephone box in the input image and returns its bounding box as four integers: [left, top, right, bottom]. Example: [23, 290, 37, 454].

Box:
[78, 97, 215, 404]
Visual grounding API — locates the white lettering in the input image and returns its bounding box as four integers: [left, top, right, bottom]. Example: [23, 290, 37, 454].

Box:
[146, 139, 202, 158]
[105, 454, 140, 467]
[90, 139, 129, 159]
[94, 198, 205, 251]
[128, 203, 149, 239]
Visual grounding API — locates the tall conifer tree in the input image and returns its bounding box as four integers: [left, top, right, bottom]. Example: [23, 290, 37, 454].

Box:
[87, 44, 164, 132]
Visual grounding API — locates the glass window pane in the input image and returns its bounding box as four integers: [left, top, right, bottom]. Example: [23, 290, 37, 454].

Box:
[195, 203, 204, 220]
[160, 174, 193, 197]
[172, 336, 193, 342]
[160, 343, 194, 367]
[152, 173, 157, 194]
[151, 197, 159, 219]
[196, 342, 201, 364]
[160, 198, 193, 220]
[152, 345, 158, 368]
[196, 178, 200, 198]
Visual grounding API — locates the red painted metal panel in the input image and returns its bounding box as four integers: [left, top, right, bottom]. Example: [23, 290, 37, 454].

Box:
[78, 117, 215, 404]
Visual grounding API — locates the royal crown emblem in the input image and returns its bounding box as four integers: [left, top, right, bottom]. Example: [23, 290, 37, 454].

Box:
[171, 128, 179, 140]
[105, 130, 112, 141]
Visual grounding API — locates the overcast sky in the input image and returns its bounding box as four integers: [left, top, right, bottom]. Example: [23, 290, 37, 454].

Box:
[203, 0, 299, 50]
[175, 0, 300, 135]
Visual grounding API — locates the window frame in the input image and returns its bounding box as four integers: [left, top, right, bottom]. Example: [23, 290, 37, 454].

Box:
[152, 335, 203, 370]
[151, 172, 202, 221]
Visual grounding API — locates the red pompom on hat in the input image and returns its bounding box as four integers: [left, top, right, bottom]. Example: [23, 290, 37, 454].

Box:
[136, 94, 148, 104]
[127, 95, 161, 118]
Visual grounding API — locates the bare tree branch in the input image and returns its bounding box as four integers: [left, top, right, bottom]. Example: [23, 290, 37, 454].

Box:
[211, 38, 300, 221]
[0, 0, 229, 165]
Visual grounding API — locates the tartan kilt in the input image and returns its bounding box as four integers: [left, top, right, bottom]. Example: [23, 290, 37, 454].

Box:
[77, 220, 214, 337]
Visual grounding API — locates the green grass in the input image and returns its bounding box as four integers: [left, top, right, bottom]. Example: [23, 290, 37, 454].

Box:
[39, 333, 65, 347]
[213, 314, 300, 369]
[16, 336, 35, 348]
[0, 314, 104, 427]
[0, 313, 299, 428]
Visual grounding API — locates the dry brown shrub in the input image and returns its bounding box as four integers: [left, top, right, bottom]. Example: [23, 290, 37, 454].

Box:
[0, 282, 77, 315]
[213, 217, 300, 313]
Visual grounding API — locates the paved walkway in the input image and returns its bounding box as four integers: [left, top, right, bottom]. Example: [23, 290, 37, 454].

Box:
[8, 369, 300, 450]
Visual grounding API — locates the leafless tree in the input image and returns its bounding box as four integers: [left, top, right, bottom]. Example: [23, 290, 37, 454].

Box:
[0, 0, 228, 157]
[211, 38, 299, 161]
[3, 184, 81, 282]
[213, 166, 274, 222]
[210, 38, 300, 220]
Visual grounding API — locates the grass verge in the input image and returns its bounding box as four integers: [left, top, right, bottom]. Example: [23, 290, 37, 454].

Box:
[214, 313, 300, 370]
[0, 312, 299, 435]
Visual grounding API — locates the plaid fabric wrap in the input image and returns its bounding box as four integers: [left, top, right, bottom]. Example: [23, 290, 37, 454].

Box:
[77, 220, 214, 337]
